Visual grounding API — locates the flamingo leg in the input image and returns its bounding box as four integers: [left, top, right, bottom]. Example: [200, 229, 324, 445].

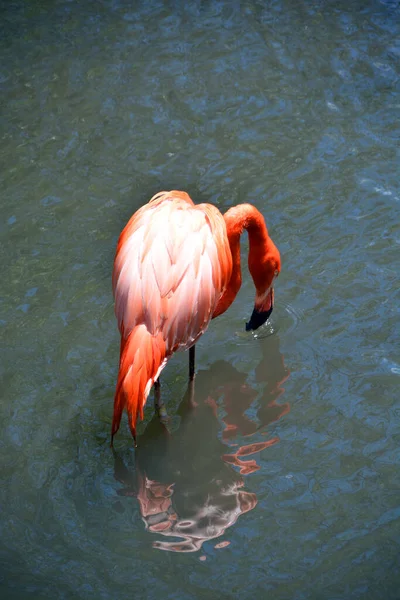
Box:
[189, 345, 196, 381]
[154, 379, 168, 422]
[187, 378, 196, 408]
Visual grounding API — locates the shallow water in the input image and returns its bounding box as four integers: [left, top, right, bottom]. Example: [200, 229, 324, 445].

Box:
[1, 0, 400, 598]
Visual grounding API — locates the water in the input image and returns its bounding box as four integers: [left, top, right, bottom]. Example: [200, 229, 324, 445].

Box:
[1, 0, 399, 598]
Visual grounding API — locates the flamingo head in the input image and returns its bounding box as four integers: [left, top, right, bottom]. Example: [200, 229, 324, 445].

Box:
[246, 238, 281, 331]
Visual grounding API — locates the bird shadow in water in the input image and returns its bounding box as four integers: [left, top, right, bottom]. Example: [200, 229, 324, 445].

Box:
[113, 334, 290, 553]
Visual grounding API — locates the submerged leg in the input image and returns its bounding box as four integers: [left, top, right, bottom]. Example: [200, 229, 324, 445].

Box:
[189, 345, 196, 381]
[154, 379, 168, 423]
[187, 378, 196, 408]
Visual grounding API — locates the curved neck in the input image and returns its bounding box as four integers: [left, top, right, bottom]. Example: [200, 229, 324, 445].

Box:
[213, 204, 278, 319]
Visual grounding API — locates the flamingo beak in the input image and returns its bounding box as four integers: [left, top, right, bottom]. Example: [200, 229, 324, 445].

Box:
[245, 288, 274, 331]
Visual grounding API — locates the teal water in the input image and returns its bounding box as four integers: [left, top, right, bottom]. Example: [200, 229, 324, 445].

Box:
[1, 1, 400, 598]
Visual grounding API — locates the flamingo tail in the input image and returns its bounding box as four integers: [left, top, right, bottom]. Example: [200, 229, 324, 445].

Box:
[111, 325, 167, 445]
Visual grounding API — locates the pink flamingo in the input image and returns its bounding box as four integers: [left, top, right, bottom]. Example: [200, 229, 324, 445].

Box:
[111, 190, 281, 444]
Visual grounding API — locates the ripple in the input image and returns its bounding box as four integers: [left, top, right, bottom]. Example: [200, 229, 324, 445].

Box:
[233, 301, 304, 343]
[250, 302, 305, 340]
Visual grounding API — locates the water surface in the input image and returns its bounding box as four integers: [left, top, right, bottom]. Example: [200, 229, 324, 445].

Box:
[1, 0, 400, 598]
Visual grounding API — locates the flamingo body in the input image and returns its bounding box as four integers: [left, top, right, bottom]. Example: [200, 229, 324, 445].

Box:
[112, 190, 281, 442]
[112, 191, 232, 440]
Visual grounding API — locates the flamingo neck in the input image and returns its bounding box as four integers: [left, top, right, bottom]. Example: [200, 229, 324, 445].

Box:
[213, 204, 273, 319]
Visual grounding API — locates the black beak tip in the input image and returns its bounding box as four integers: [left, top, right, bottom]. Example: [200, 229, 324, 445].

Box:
[246, 307, 273, 331]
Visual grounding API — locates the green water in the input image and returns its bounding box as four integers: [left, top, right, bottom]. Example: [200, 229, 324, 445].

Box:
[1, 1, 399, 598]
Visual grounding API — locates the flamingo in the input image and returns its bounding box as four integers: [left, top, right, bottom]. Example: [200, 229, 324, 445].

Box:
[111, 190, 281, 445]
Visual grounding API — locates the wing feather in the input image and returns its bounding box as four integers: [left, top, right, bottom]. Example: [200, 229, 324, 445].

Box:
[113, 193, 232, 355]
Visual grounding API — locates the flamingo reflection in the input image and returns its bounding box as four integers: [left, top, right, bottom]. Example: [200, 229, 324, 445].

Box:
[113, 334, 290, 552]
